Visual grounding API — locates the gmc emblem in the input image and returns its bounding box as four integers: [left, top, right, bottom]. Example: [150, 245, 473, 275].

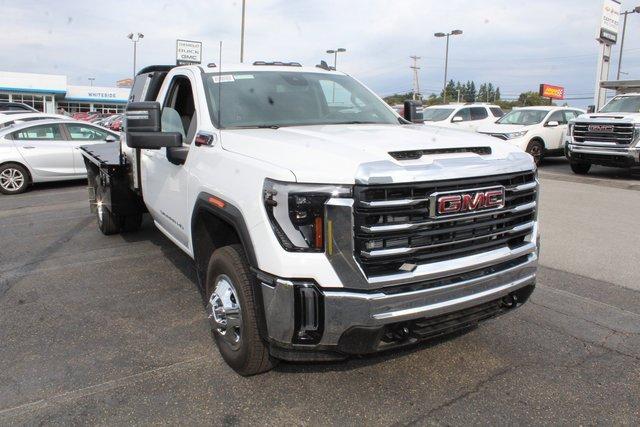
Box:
[588, 124, 614, 133]
[430, 187, 505, 218]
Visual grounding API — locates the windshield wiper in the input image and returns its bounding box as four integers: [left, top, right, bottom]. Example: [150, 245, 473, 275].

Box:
[231, 124, 280, 129]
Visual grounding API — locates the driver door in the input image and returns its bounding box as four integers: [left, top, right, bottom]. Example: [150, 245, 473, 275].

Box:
[141, 72, 197, 247]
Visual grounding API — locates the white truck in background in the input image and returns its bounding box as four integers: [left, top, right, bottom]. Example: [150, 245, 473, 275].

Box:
[567, 80, 640, 174]
[80, 62, 539, 375]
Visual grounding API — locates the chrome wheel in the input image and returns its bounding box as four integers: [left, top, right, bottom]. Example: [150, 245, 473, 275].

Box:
[0, 168, 25, 192]
[207, 274, 242, 350]
[96, 200, 104, 224]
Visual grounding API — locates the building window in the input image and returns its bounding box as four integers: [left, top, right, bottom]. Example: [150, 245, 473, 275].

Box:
[0, 93, 9, 102]
[9, 93, 45, 112]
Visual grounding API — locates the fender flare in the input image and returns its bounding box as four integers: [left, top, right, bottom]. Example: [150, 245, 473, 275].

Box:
[191, 192, 258, 269]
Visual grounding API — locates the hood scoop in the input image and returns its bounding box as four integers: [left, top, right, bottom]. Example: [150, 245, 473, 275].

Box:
[589, 115, 626, 119]
[389, 146, 492, 161]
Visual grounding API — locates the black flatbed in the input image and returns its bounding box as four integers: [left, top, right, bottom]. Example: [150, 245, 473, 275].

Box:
[80, 142, 123, 168]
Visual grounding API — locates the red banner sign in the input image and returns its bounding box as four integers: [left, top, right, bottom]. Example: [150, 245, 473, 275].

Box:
[539, 84, 565, 100]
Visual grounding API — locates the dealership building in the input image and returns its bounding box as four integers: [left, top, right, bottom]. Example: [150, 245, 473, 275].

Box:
[0, 70, 131, 114]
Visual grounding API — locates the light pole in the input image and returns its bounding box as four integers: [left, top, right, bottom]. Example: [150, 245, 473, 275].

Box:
[434, 29, 463, 103]
[88, 77, 95, 87]
[617, 6, 640, 80]
[240, 0, 246, 62]
[326, 48, 346, 70]
[127, 32, 144, 80]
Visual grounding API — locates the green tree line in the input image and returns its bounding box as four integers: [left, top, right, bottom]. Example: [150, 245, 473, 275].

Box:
[383, 80, 555, 110]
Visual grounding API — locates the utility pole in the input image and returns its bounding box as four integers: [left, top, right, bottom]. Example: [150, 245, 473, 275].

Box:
[240, 0, 246, 62]
[616, 6, 640, 80]
[410, 55, 421, 101]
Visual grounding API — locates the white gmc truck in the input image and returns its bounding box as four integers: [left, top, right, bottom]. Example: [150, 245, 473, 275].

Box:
[567, 81, 640, 174]
[81, 63, 539, 375]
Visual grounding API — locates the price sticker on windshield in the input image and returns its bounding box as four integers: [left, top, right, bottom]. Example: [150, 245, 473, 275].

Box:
[212, 75, 235, 83]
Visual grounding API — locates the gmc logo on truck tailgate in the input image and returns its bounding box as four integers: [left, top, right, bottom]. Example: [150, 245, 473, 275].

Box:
[430, 187, 505, 218]
[588, 124, 614, 133]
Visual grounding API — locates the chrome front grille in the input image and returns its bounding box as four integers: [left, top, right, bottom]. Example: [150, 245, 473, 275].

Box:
[573, 122, 635, 145]
[353, 171, 537, 277]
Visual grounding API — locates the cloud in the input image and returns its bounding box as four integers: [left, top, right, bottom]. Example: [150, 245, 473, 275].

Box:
[2, 0, 639, 107]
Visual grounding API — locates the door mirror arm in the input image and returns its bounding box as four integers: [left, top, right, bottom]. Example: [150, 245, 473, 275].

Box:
[167, 146, 189, 165]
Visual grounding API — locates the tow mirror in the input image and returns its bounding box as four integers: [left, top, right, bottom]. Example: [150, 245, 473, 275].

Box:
[403, 100, 424, 123]
[125, 101, 183, 149]
[545, 120, 559, 127]
[452, 116, 463, 123]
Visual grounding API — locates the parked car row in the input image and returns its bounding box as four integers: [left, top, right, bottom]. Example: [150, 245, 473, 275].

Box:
[0, 108, 119, 194]
[422, 103, 585, 166]
[70, 111, 124, 132]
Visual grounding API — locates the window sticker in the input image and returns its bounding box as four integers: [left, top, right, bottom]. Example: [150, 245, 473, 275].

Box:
[212, 74, 235, 83]
[234, 74, 254, 80]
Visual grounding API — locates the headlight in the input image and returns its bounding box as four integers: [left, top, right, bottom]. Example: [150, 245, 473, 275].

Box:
[263, 179, 351, 252]
[504, 130, 528, 139]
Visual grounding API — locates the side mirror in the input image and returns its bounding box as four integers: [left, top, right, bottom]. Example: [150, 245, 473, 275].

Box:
[587, 105, 596, 114]
[452, 116, 463, 123]
[403, 100, 424, 123]
[125, 101, 161, 132]
[125, 101, 184, 149]
[545, 120, 559, 127]
[104, 135, 118, 143]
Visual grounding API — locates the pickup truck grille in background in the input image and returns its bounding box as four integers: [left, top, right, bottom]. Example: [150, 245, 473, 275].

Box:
[353, 172, 537, 277]
[572, 122, 635, 145]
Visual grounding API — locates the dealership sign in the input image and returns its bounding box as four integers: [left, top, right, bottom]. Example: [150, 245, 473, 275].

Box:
[598, 0, 621, 44]
[176, 40, 202, 65]
[539, 84, 565, 100]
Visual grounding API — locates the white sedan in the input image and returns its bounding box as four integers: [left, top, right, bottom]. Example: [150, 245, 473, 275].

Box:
[477, 106, 585, 165]
[0, 119, 118, 194]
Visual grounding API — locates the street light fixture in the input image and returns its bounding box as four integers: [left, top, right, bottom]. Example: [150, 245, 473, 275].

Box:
[127, 32, 144, 80]
[434, 29, 463, 103]
[617, 6, 640, 80]
[326, 48, 346, 70]
[88, 77, 95, 87]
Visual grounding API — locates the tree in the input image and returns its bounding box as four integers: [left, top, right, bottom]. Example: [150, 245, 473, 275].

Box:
[464, 81, 476, 102]
[477, 83, 488, 103]
[382, 91, 413, 106]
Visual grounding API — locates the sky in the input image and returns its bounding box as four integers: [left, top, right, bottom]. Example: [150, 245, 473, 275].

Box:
[2, 0, 640, 108]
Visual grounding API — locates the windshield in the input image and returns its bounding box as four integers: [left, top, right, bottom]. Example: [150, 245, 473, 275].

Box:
[600, 96, 640, 113]
[497, 109, 549, 125]
[204, 71, 400, 128]
[423, 108, 454, 122]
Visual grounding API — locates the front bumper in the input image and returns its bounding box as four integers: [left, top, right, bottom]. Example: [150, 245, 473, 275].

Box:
[567, 142, 640, 167]
[258, 248, 537, 361]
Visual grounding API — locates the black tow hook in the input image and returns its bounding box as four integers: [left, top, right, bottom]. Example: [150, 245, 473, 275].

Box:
[501, 293, 519, 309]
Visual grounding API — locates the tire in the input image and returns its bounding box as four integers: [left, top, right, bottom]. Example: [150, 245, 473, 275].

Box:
[205, 244, 277, 376]
[121, 213, 143, 232]
[0, 163, 30, 195]
[570, 161, 591, 175]
[526, 140, 544, 166]
[97, 204, 121, 235]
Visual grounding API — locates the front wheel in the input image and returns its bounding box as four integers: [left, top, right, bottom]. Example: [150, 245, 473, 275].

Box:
[570, 161, 591, 175]
[526, 140, 544, 166]
[205, 244, 277, 376]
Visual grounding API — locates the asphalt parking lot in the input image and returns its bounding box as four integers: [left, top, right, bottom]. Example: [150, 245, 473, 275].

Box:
[1, 160, 639, 425]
